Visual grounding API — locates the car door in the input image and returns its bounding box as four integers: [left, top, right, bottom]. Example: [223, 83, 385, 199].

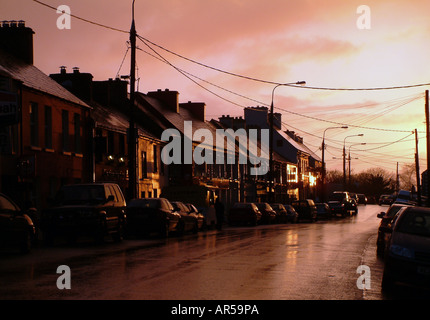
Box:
[0, 194, 25, 246]
[104, 184, 118, 231]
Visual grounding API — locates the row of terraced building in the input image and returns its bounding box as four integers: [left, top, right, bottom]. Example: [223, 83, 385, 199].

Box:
[0, 21, 322, 212]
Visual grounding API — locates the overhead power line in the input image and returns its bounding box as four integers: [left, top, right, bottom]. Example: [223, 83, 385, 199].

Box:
[33, 0, 430, 92]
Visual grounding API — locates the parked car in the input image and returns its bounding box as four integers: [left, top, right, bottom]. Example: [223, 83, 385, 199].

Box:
[284, 204, 299, 223]
[255, 203, 277, 224]
[40, 183, 126, 244]
[315, 203, 331, 219]
[376, 203, 412, 256]
[228, 203, 261, 226]
[0, 193, 36, 253]
[379, 194, 394, 206]
[185, 203, 205, 230]
[171, 201, 199, 234]
[357, 194, 367, 205]
[126, 198, 181, 237]
[292, 199, 317, 222]
[394, 190, 415, 205]
[271, 203, 288, 223]
[382, 206, 430, 290]
[350, 193, 359, 205]
[328, 191, 357, 217]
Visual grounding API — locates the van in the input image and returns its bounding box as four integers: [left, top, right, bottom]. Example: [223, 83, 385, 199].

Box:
[40, 183, 126, 244]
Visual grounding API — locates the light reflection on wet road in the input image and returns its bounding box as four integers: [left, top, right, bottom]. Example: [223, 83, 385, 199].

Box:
[0, 204, 428, 300]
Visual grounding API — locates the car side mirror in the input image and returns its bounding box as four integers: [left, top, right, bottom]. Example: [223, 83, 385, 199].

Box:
[106, 195, 115, 203]
[377, 212, 384, 219]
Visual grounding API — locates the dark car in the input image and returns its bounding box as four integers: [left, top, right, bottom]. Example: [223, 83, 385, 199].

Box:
[228, 203, 262, 226]
[40, 183, 126, 244]
[376, 203, 412, 256]
[171, 201, 199, 234]
[284, 205, 299, 223]
[292, 199, 317, 222]
[126, 198, 181, 237]
[255, 203, 277, 224]
[315, 203, 331, 219]
[382, 206, 430, 290]
[271, 203, 289, 223]
[379, 194, 394, 206]
[328, 191, 357, 217]
[185, 203, 205, 230]
[357, 194, 367, 205]
[0, 193, 36, 253]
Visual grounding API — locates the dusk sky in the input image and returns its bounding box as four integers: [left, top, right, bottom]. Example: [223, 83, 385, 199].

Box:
[2, 0, 430, 176]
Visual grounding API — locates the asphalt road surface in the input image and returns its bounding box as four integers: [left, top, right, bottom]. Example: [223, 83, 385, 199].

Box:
[0, 204, 429, 301]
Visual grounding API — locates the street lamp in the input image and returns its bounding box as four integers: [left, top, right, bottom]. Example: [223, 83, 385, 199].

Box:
[321, 126, 348, 202]
[343, 134, 364, 190]
[348, 142, 366, 185]
[269, 81, 306, 203]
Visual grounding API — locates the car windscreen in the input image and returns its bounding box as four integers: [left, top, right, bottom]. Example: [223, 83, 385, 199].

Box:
[386, 205, 405, 218]
[396, 211, 430, 237]
[329, 194, 344, 201]
[56, 185, 105, 205]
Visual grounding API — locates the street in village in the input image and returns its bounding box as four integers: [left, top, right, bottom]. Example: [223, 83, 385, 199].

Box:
[3, 204, 429, 302]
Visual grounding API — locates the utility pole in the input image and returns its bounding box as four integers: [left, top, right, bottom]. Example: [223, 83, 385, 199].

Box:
[128, 0, 137, 200]
[415, 129, 422, 206]
[396, 162, 399, 193]
[425, 90, 429, 206]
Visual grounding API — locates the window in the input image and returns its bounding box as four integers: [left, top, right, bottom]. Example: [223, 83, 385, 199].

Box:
[44, 106, 52, 149]
[107, 131, 114, 155]
[62, 110, 69, 152]
[153, 145, 158, 173]
[160, 149, 164, 175]
[30, 102, 39, 147]
[74, 113, 81, 154]
[141, 151, 147, 179]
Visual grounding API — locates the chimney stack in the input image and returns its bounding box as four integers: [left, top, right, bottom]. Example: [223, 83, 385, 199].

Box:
[180, 101, 206, 122]
[147, 89, 180, 113]
[0, 20, 34, 64]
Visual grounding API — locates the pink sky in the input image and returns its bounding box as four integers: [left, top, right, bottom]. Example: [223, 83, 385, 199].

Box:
[2, 0, 430, 175]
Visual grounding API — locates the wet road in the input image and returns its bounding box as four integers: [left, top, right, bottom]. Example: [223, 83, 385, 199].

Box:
[0, 204, 426, 300]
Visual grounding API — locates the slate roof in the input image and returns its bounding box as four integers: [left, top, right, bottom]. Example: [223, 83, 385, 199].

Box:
[278, 130, 322, 162]
[0, 50, 90, 108]
[91, 100, 159, 141]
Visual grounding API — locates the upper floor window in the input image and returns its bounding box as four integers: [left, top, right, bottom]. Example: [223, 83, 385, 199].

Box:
[74, 113, 81, 154]
[44, 106, 52, 149]
[62, 110, 69, 152]
[29, 102, 39, 147]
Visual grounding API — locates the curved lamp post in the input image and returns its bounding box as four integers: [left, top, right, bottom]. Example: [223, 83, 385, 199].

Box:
[269, 81, 306, 202]
[343, 134, 364, 189]
[321, 126, 348, 202]
[348, 142, 366, 186]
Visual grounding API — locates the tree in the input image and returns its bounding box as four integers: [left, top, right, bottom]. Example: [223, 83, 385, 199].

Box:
[337, 167, 395, 198]
[399, 163, 416, 191]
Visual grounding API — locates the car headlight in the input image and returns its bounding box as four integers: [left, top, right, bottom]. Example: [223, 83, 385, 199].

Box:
[390, 244, 414, 259]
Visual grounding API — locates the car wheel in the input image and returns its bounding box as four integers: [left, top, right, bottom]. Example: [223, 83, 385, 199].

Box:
[20, 230, 32, 253]
[113, 223, 124, 242]
[193, 221, 199, 234]
[160, 222, 170, 238]
[176, 221, 185, 236]
[381, 270, 395, 291]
